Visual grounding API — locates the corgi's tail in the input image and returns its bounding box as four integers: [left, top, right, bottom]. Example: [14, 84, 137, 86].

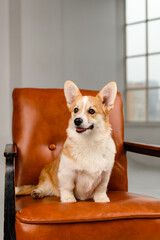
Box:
[15, 185, 36, 196]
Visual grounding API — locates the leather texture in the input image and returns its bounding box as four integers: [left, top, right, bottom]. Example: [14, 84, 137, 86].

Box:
[16, 219, 160, 240]
[13, 88, 127, 191]
[16, 191, 160, 224]
[15, 218, 160, 240]
[15, 191, 160, 240]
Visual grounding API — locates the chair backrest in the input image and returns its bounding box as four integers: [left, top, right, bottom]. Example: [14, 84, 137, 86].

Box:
[13, 88, 128, 191]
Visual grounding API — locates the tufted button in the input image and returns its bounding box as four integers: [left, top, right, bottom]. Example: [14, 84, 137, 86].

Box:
[49, 144, 56, 151]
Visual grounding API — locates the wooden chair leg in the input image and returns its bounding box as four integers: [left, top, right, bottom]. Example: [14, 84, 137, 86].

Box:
[4, 144, 17, 240]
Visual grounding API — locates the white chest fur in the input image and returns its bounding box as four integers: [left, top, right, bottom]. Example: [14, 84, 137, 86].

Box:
[74, 170, 102, 200]
[58, 133, 116, 201]
[73, 137, 115, 174]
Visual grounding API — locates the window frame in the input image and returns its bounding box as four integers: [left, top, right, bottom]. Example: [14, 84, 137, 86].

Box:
[124, 0, 160, 126]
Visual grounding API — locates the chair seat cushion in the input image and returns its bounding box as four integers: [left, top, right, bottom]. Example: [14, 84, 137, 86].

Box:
[16, 191, 160, 224]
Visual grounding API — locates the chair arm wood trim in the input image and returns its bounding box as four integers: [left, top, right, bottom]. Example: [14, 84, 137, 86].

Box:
[4, 144, 16, 240]
[4, 143, 17, 158]
[124, 141, 160, 157]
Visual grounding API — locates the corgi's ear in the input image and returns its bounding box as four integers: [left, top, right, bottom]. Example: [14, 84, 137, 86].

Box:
[64, 80, 82, 108]
[97, 82, 117, 111]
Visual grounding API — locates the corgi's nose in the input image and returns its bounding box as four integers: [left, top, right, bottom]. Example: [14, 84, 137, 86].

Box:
[74, 118, 83, 126]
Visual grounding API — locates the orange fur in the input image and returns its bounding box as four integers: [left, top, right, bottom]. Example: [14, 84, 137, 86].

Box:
[16, 185, 36, 195]
[62, 142, 77, 162]
[37, 155, 61, 197]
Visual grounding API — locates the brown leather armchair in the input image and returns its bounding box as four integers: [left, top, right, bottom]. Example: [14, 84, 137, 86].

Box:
[4, 88, 160, 240]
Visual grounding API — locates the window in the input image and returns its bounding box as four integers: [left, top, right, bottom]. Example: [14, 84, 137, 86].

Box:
[125, 0, 160, 122]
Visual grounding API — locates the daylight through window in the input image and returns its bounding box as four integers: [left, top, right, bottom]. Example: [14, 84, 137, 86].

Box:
[125, 0, 160, 122]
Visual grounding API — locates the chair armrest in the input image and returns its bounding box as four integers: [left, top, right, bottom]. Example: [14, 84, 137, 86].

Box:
[124, 141, 160, 157]
[4, 143, 17, 158]
[4, 143, 16, 240]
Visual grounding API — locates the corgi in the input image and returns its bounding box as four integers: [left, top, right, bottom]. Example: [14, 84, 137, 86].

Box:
[16, 81, 117, 202]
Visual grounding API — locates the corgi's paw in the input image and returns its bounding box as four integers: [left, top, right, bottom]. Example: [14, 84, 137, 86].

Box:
[94, 193, 110, 203]
[31, 189, 44, 199]
[61, 195, 77, 203]
[61, 192, 77, 203]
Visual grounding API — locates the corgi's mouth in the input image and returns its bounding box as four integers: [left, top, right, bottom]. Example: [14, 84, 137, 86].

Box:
[76, 124, 94, 133]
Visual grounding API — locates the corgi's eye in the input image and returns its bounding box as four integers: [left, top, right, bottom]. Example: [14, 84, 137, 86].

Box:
[74, 107, 79, 113]
[88, 108, 95, 114]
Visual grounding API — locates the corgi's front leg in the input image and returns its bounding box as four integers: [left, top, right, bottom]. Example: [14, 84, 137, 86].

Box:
[58, 171, 76, 202]
[58, 155, 76, 203]
[60, 187, 76, 203]
[93, 171, 111, 203]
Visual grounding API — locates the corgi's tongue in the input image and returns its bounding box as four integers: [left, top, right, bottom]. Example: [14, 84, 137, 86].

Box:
[76, 125, 94, 133]
[76, 127, 87, 133]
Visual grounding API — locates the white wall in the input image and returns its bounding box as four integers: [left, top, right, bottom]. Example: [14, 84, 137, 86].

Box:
[63, 0, 118, 90]
[18, 0, 120, 91]
[21, 0, 64, 88]
[0, 0, 11, 238]
[0, 0, 160, 239]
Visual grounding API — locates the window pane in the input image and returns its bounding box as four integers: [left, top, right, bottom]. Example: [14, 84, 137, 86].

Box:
[148, 89, 160, 121]
[126, 0, 146, 24]
[126, 24, 146, 56]
[148, 0, 160, 19]
[127, 57, 146, 88]
[126, 90, 146, 122]
[148, 20, 160, 53]
[148, 55, 160, 87]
